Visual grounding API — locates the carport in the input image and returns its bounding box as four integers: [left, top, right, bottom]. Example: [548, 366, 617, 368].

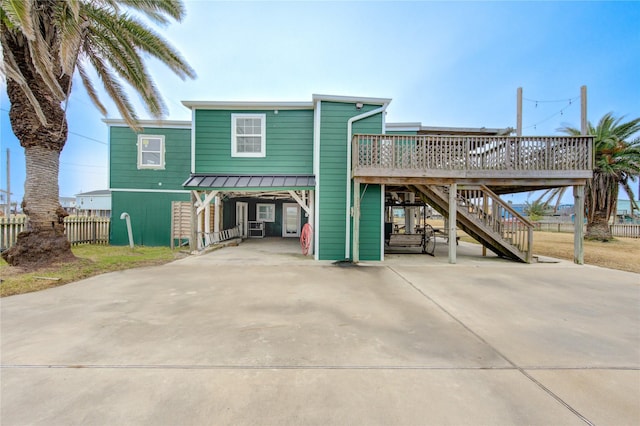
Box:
[183, 174, 315, 252]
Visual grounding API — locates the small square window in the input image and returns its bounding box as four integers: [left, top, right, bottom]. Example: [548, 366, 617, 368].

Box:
[138, 135, 165, 169]
[256, 203, 275, 222]
[232, 114, 266, 157]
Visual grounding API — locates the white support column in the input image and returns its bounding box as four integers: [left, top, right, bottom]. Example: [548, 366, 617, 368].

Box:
[308, 190, 315, 256]
[213, 196, 220, 234]
[190, 191, 198, 251]
[353, 179, 361, 263]
[407, 192, 415, 233]
[448, 183, 457, 264]
[204, 202, 211, 235]
[574, 185, 585, 264]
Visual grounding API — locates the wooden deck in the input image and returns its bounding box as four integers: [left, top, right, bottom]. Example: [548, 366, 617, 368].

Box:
[352, 134, 593, 191]
[350, 134, 593, 264]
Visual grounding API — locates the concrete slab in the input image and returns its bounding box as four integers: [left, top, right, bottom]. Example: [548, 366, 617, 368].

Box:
[1, 368, 585, 426]
[526, 369, 640, 426]
[0, 264, 508, 368]
[391, 263, 640, 367]
[1, 238, 639, 425]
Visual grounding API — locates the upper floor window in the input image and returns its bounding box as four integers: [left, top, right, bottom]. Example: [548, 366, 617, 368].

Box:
[138, 135, 165, 169]
[231, 113, 266, 157]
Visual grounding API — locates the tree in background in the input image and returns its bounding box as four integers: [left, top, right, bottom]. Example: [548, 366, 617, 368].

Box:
[523, 200, 550, 222]
[535, 113, 640, 241]
[1, 0, 195, 267]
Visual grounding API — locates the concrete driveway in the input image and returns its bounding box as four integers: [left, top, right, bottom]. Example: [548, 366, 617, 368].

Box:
[1, 239, 639, 425]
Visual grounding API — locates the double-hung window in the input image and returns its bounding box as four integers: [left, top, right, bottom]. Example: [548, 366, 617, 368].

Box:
[137, 135, 165, 169]
[256, 203, 275, 222]
[231, 113, 266, 157]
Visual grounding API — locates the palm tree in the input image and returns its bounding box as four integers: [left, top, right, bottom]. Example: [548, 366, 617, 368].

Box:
[535, 113, 640, 241]
[1, 0, 195, 267]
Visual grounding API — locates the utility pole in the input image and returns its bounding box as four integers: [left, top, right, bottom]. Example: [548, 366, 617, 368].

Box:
[6, 148, 10, 217]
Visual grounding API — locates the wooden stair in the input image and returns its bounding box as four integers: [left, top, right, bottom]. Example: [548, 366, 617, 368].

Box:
[410, 184, 534, 263]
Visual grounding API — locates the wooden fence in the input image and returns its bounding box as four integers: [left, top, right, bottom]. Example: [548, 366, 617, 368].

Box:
[610, 224, 640, 238]
[1, 216, 110, 250]
[534, 222, 640, 238]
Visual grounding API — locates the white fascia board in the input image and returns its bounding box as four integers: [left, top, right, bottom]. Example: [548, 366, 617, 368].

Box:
[181, 101, 313, 110]
[110, 188, 190, 193]
[386, 122, 422, 132]
[419, 125, 510, 135]
[103, 119, 191, 129]
[312, 94, 392, 105]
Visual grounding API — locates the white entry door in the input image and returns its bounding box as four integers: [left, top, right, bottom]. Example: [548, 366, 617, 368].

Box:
[236, 202, 248, 238]
[282, 203, 300, 237]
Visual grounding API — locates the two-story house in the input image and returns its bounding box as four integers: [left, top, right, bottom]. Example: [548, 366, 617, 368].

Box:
[107, 94, 593, 263]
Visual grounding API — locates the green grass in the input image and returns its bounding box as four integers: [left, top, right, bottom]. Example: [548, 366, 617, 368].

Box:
[1, 245, 181, 297]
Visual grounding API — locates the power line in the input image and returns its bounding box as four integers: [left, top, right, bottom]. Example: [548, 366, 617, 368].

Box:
[523, 96, 580, 104]
[68, 131, 107, 145]
[1, 107, 107, 145]
[60, 161, 107, 169]
[523, 100, 576, 130]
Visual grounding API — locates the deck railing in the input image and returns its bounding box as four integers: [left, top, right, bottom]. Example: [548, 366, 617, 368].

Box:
[353, 134, 593, 177]
[456, 186, 534, 262]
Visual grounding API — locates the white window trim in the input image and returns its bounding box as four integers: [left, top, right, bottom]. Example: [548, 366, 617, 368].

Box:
[231, 113, 266, 158]
[137, 134, 166, 170]
[256, 203, 275, 222]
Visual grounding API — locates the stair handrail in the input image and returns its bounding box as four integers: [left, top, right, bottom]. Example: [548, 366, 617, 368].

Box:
[478, 185, 535, 228]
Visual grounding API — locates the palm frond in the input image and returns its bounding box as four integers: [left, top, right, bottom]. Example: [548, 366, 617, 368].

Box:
[117, 0, 185, 23]
[76, 61, 107, 115]
[0, 0, 35, 39]
[0, 29, 48, 124]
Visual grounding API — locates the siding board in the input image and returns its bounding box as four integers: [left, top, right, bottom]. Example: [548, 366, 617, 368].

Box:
[317, 102, 384, 260]
[194, 109, 314, 175]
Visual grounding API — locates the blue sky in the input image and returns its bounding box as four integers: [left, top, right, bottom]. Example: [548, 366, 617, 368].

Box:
[1, 0, 639, 204]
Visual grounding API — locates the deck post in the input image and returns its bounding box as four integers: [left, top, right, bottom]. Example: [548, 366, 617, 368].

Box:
[448, 183, 457, 264]
[308, 190, 315, 256]
[353, 179, 361, 263]
[574, 185, 585, 264]
[189, 191, 198, 251]
[204, 199, 211, 235]
[213, 195, 220, 234]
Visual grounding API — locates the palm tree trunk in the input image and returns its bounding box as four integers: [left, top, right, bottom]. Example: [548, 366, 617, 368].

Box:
[1, 145, 74, 266]
[584, 173, 615, 241]
[1, 43, 74, 266]
[585, 210, 612, 241]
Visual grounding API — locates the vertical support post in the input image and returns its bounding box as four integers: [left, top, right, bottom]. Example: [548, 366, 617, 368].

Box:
[516, 87, 523, 137]
[580, 85, 588, 136]
[482, 194, 488, 257]
[308, 190, 315, 256]
[353, 179, 361, 263]
[407, 192, 415, 233]
[204, 201, 211, 235]
[574, 185, 585, 264]
[213, 196, 220, 234]
[448, 183, 457, 264]
[190, 191, 198, 251]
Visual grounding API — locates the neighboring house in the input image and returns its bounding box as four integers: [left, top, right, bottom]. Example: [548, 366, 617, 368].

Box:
[76, 190, 112, 217]
[616, 199, 640, 223]
[60, 196, 76, 215]
[106, 94, 593, 263]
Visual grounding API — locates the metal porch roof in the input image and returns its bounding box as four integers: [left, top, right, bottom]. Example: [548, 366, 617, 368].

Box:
[183, 174, 316, 189]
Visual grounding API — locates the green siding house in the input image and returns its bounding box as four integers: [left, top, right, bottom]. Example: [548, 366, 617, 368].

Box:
[107, 94, 389, 261]
[107, 93, 594, 264]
